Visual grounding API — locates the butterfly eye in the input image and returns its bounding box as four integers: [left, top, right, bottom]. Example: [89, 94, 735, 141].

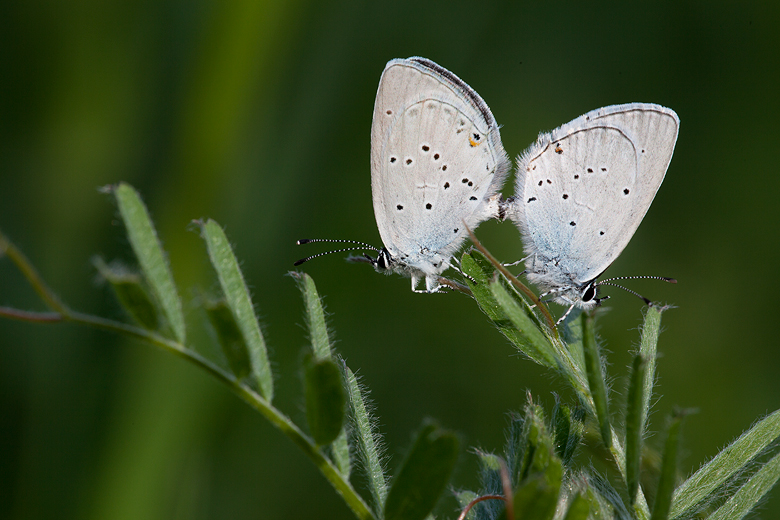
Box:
[376, 250, 390, 270]
[582, 284, 597, 302]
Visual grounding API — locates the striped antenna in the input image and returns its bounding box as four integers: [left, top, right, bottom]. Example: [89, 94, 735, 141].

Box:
[597, 274, 677, 284]
[294, 238, 380, 266]
[596, 275, 676, 305]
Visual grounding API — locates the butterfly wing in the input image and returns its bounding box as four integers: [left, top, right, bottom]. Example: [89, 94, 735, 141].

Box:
[371, 57, 510, 279]
[513, 103, 679, 287]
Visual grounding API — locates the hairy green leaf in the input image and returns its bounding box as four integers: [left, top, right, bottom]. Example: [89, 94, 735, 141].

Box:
[200, 219, 273, 401]
[93, 257, 159, 330]
[462, 252, 553, 368]
[552, 397, 584, 467]
[671, 409, 780, 519]
[113, 183, 185, 342]
[626, 354, 648, 505]
[563, 493, 590, 520]
[652, 412, 686, 520]
[639, 306, 663, 432]
[344, 364, 387, 513]
[582, 312, 611, 448]
[292, 271, 332, 360]
[707, 450, 780, 520]
[512, 456, 563, 520]
[204, 298, 252, 380]
[304, 355, 346, 446]
[384, 422, 459, 520]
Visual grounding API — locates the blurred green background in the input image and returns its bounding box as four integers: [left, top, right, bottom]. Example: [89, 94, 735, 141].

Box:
[1, 1, 779, 518]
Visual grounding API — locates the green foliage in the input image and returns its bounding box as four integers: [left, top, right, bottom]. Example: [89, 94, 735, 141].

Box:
[204, 298, 252, 380]
[706, 451, 780, 520]
[510, 406, 563, 520]
[652, 412, 686, 520]
[582, 312, 612, 450]
[112, 182, 186, 343]
[93, 257, 160, 330]
[343, 364, 388, 514]
[564, 493, 591, 520]
[199, 218, 273, 401]
[304, 354, 346, 446]
[2, 183, 779, 520]
[461, 252, 554, 368]
[626, 355, 648, 506]
[383, 422, 459, 520]
[293, 271, 333, 360]
[291, 271, 351, 476]
[670, 409, 780, 519]
[551, 398, 585, 467]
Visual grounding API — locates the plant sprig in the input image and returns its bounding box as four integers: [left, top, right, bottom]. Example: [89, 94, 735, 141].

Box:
[2, 182, 779, 520]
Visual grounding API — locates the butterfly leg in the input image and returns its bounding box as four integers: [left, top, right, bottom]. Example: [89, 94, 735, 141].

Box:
[424, 275, 442, 293]
[538, 287, 566, 301]
[450, 257, 477, 284]
[410, 273, 442, 293]
[555, 303, 576, 327]
[411, 274, 425, 293]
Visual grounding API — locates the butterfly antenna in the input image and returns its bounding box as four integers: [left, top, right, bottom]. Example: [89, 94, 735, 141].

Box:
[294, 238, 381, 266]
[597, 282, 653, 305]
[598, 274, 677, 284]
[297, 238, 381, 250]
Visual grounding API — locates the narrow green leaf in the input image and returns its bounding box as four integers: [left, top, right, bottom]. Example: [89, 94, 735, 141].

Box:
[589, 472, 631, 520]
[384, 422, 459, 520]
[290, 272, 349, 473]
[477, 452, 504, 515]
[204, 298, 252, 380]
[505, 413, 527, 486]
[200, 219, 273, 401]
[626, 354, 648, 505]
[489, 277, 557, 367]
[671, 409, 780, 519]
[462, 253, 558, 365]
[706, 450, 780, 520]
[582, 312, 611, 448]
[113, 183, 185, 342]
[520, 403, 559, 482]
[563, 493, 590, 520]
[93, 257, 159, 330]
[512, 456, 563, 520]
[652, 412, 686, 520]
[304, 355, 346, 446]
[560, 313, 586, 375]
[639, 306, 663, 434]
[330, 428, 351, 478]
[463, 252, 591, 401]
[552, 398, 584, 467]
[292, 271, 332, 360]
[344, 364, 387, 513]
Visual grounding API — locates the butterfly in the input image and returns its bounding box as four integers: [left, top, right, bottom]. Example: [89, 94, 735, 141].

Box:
[296, 57, 509, 292]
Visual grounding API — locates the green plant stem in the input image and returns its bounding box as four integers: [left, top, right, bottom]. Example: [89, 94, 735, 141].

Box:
[0, 229, 375, 520]
[0, 307, 64, 322]
[1, 230, 68, 313]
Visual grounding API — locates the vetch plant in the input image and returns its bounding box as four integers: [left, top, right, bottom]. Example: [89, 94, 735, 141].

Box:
[1, 182, 778, 519]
